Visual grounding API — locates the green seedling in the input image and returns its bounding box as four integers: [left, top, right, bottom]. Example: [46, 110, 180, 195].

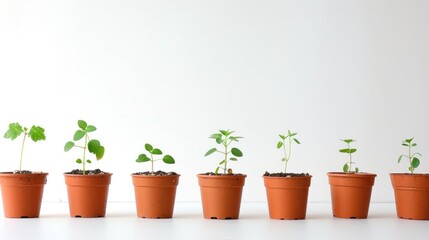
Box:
[398, 138, 422, 174]
[339, 139, 359, 173]
[136, 143, 175, 174]
[204, 129, 243, 174]
[64, 120, 105, 175]
[4, 123, 46, 173]
[277, 130, 301, 173]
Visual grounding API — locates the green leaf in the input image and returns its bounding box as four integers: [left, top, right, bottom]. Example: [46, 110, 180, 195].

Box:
[151, 148, 162, 155]
[293, 138, 301, 144]
[290, 133, 297, 137]
[408, 166, 414, 172]
[163, 155, 175, 164]
[78, 120, 87, 130]
[76, 159, 82, 164]
[402, 143, 409, 147]
[279, 134, 286, 140]
[86, 125, 97, 132]
[288, 130, 291, 135]
[229, 136, 243, 142]
[215, 137, 223, 144]
[28, 125, 46, 142]
[4, 123, 23, 140]
[277, 141, 283, 149]
[64, 141, 75, 152]
[210, 133, 222, 139]
[405, 138, 413, 143]
[73, 130, 86, 141]
[411, 157, 420, 168]
[205, 148, 217, 157]
[355, 167, 359, 173]
[215, 166, 220, 174]
[95, 146, 104, 160]
[339, 149, 351, 153]
[136, 154, 151, 162]
[412, 143, 417, 147]
[343, 163, 349, 173]
[219, 130, 229, 136]
[230, 157, 238, 161]
[397, 155, 405, 163]
[341, 139, 355, 144]
[88, 139, 104, 160]
[145, 143, 153, 152]
[350, 148, 357, 153]
[282, 157, 287, 162]
[231, 148, 243, 157]
[86, 160, 92, 163]
[219, 160, 226, 165]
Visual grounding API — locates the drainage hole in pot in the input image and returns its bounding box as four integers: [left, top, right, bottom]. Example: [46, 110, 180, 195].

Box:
[225, 217, 232, 220]
[75, 215, 82, 218]
[350, 217, 356, 219]
[20, 216, 29, 218]
[211, 217, 217, 219]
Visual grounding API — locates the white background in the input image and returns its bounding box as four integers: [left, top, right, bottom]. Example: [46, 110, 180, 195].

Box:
[0, 0, 428, 203]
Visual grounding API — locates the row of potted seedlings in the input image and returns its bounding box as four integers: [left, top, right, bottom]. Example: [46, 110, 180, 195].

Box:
[0, 121, 428, 220]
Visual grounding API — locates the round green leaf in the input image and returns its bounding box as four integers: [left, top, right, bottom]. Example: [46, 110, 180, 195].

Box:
[145, 143, 153, 152]
[86, 160, 92, 163]
[277, 141, 283, 149]
[215, 137, 223, 144]
[76, 159, 82, 164]
[78, 120, 87, 130]
[163, 155, 175, 164]
[86, 125, 97, 132]
[151, 148, 163, 155]
[95, 146, 105, 160]
[205, 148, 217, 157]
[343, 163, 349, 172]
[412, 157, 420, 168]
[231, 148, 243, 157]
[136, 154, 150, 162]
[64, 141, 75, 152]
[73, 130, 86, 141]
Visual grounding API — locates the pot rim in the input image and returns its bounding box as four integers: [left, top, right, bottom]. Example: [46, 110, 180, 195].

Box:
[131, 173, 181, 177]
[262, 175, 312, 179]
[197, 173, 247, 178]
[0, 171, 48, 176]
[64, 172, 113, 177]
[327, 172, 377, 177]
[390, 172, 429, 176]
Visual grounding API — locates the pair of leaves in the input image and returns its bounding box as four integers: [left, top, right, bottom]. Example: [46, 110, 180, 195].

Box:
[343, 163, 359, 173]
[74, 120, 96, 141]
[339, 148, 357, 154]
[136, 154, 175, 164]
[145, 143, 163, 155]
[76, 159, 92, 164]
[277, 138, 300, 149]
[205, 147, 243, 157]
[4, 123, 46, 142]
[341, 139, 355, 144]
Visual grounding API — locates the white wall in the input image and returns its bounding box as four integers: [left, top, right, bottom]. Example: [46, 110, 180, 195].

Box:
[0, 0, 428, 203]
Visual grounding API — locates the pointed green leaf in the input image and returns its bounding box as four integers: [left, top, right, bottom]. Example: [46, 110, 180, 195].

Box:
[293, 138, 301, 144]
[76, 159, 82, 164]
[411, 157, 420, 168]
[215, 137, 223, 144]
[341, 139, 355, 144]
[350, 148, 357, 153]
[163, 155, 175, 164]
[209, 133, 222, 139]
[205, 148, 217, 157]
[343, 163, 349, 173]
[339, 149, 351, 153]
[402, 143, 409, 147]
[231, 148, 243, 157]
[398, 155, 405, 163]
[136, 154, 151, 162]
[86, 160, 92, 163]
[4, 123, 23, 140]
[145, 143, 153, 152]
[64, 141, 75, 152]
[151, 148, 162, 155]
[405, 138, 413, 143]
[279, 134, 286, 140]
[73, 130, 86, 141]
[230, 157, 238, 161]
[219, 160, 226, 165]
[412, 143, 417, 147]
[277, 141, 283, 149]
[28, 125, 46, 142]
[215, 166, 220, 174]
[290, 133, 297, 137]
[219, 130, 229, 136]
[78, 120, 87, 130]
[86, 125, 97, 132]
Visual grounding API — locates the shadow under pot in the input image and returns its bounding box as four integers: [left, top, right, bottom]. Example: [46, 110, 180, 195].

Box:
[197, 174, 246, 220]
[263, 175, 312, 220]
[390, 173, 429, 220]
[64, 173, 112, 218]
[327, 172, 376, 219]
[132, 174, 180, 218]
[0, 172, 48, 218]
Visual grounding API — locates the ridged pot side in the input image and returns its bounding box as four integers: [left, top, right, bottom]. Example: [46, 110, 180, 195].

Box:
[197, 174, 246, 220]
[327, 172, 376, 219]
[263, 175, 312, 220]
[390, 173, 429, 220]
[0, 172, 48, 218]
[64, 173, 112, 218]
[132, 174, 180, 218]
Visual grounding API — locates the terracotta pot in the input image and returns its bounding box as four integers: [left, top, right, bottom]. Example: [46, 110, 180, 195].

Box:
[263, 175, 312, 220]
[390, 173, 429, 220]
[327, 172, 376, 219]
[0, 172, 48, 218]
[197, 174, 246, 219]
[132, 174, 180, 218]
[64, 173, 112, 218]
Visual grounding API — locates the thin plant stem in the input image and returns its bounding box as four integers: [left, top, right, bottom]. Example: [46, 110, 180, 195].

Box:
[224, 137, 228, 174]
[19, 130, 27, 173]
[82, 134, 88, 175]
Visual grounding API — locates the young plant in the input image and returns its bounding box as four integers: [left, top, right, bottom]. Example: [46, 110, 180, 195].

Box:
[64, 120, 105, 175]
[398, 138, 422, 174]
[339, 139, 359, 173]
[204, 129, 243, 174]
[136, 143, 175, 174]
[277, 130, 301, 173]
[4, 123, 46, 173]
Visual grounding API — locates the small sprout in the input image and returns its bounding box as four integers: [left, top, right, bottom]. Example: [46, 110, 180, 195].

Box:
[339, 139, 358, 173]
[398, 137, 422, 174]
[64, 120, 104, 175]
[4, 123, 46, 173]
[204, 129, 243, 174]
[136, 143, 175, 174]
[277, 130, 300, 173]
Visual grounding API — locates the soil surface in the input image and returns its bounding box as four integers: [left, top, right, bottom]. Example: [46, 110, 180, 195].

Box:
[66, 169, 107, 175]
[133, 171, 178, 176]
[263, 171, 310, 177]
[13, 170, 33, 174]
[200, 172, 245, 176]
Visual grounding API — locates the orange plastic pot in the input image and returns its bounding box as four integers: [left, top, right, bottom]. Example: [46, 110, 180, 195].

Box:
[390, 173, 429, 220]
[263, 175, 312, 220]
[327, 172, 376, 219]
[132, 174, 180, 218]
[64, 173, 112, 218]
[0, 172, 48, 218]
[197, 174, 246, 219]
